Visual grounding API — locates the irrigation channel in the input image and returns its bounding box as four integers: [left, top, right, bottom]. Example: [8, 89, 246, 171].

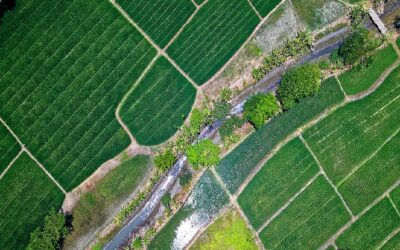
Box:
[104, 4, 399, 249]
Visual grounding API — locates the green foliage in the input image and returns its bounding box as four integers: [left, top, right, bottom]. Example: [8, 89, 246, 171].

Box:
[223, 133, 241, 148]
[212, 101, 231, 121]
[161, 194, 172, 210]
[130, 237, 142, 250]
[219, 116, 245, 139]
[278, 64, 322, 110]
[244, 93, 279, 128]
[179, 169, 193, 187]
[329, 50, 344, 70]
[142, 228, 157, 246]
[219, 87, 233, 103]
[187, 139, 221, 169]
[349, 6, 368, 28]
[27, 209, 69, 250]
[154, 149, 176, 172]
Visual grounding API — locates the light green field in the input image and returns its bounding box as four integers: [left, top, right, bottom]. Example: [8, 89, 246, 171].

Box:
[238, 137, 319, 229]
[259, 176, 351, 249]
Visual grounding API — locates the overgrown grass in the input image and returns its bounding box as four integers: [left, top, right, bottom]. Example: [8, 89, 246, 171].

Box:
[0, 153, 65, 250]
[249, 0, 281, 17]
[0, 0, 156, 190]
[338, 132, 400, 214]
[259, 176, 351, 249]
[303, 66, 400, 185]
[0, 122, 19, 173]
[120, 57, 197, 145]
[339, 44, 398, 95]
[336, 198, 400, 249]
[238, 137, 319, 229]
[64, 155, 152, 247]
[116, 0, 195, 48]
[167, 0, 260, 85]
[191, 209, 258, 250]
[216, 77, 344, 193]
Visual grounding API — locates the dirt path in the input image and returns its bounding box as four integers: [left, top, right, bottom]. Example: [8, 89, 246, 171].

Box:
[0, 149, 23, 179]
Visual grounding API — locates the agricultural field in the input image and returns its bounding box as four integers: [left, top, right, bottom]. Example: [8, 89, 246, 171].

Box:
[339, 44, 399, 95]
[238, 138, 320, 229]
[0, 122, 19, 173]
[120, 57, 197, 145]
[149, 170, 229, 250]
[336, 198, 400, 249]
[167, 0, 260, 85]
[250, 0, 282, 17]
[115, 0, 195, 48]
[259, 176, 351, 249]
[190, 209, 258, 250]
[303, 65, 400, 185]
[216, 77, 344, 193]
[0, 153, 65, 249]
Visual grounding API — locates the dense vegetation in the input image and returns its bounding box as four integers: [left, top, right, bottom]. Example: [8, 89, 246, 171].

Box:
[120, 57, 196, 145]
[187, 139, 221, 169]
[0, 0, 15, 24]
[244, 93, 279, 128]
[0, 122, 19, 173]
[167, 0, 260, 84]
[0, 153, 64, 249]
[0, 0, 157, 190]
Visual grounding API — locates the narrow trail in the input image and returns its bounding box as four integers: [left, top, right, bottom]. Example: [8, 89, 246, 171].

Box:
[0, 149, 23, 179]
[246, 0, 262, 20]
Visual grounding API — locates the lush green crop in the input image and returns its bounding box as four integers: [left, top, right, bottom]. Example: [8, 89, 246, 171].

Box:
[0, 123, 19, 173]
[0, 153, 65, 250]
[336, 198, 400, 249]
[381, 232, 400, 250]
[391, 186, 400, 209]
[149, 170, 229, 249]
[116, 0, 195, 48]
[338, 132, 400, 214]
[0, 0, 157, 190]
[303, 66, 400, 185]
[120, 57, 196, 145]
[238, 137, 319, 229]
[193, 0, 206, 4]
[259, 176, 350, 249]
[250, 0, 282, 17]
[167, 0, 260, 85]
[216, 77, 344, 193]
[339, 45, 398, 95]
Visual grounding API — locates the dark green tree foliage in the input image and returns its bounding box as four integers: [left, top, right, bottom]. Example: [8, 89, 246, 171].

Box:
[187, 139, 221, 169]
[339, 28, 381, 65]
[154, 148, 177, 172]
[244, 93, 279, 129]
[349, 6, 368, 27]
[161, 193, 172, 211]
[212, 101, 231, 121]
[278, 64, 322, 110]
[27, 209, 69, 250]
[219, 116, 245, 139]
[0, 0, 15, 23]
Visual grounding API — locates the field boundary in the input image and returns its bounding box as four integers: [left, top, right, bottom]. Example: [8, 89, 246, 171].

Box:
[0, 149, 23, 180]
[377, 226, 400, 249]
[300, 135, 355, 219]
[388, 195, 400, 218]
[0, 117, 67, 194]
[245, 0, 263, 20]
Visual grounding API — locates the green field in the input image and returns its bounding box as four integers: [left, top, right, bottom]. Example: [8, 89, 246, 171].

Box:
[0, 153, 65, 250]
[259, 176, 351, 249]
[238, 137, 320, 229]
[167, 0, 260, 85]
[216, 77, 344, 193]
[193, 0, 206, 4]
[0, 0, 157, 190]
[191, 209, 258, 250]
[120, 57, 197, 145]
[116, 0, 195, 48]
[303, 66, 400, 185]
[339, 45, 398, 95]
[336, 198, 400, 249]
[0, 123, 19, 173]
[391, 186, 400, 208]
[250, 0, 282, 17]
[338, 132, 400, 214]
[381, 231, 400, 250]
[149, 170, 229, 250]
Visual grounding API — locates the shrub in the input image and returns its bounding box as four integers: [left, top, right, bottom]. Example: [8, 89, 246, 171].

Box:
[179, 169, 193, 187]
[349, 6, 368, 28]
[187, 139, 221, 169]
[212, 101, 231, 121]
[219, 116, 245, 139]
[278, 64, 322, 110]
[154, 149, 177, 172]
[244, 93, 279, 128]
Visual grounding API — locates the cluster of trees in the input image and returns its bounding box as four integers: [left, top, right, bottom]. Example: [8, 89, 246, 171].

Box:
[252, 32, 313, 81]
[0, 0, 15, 23]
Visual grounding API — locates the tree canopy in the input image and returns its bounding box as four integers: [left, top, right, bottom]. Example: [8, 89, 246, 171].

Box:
[244, 93, 279, 129]
[186, 139, 220, 169]
[278, 64, 322, 110]
[154, 148, 177, 172]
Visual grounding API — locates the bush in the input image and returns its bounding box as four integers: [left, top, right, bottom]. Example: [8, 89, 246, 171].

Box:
[212, 101, 231, 121]
[27, 209, 69, 250]
[278, 64, 322, 110]
[179, 169, 193, 187]
[219, 116, 245, 139]
[187, 139, 221, 169]
[154, 149, 176, 172]
[349, 6, 368, 28]
[244, 93, 280, 128]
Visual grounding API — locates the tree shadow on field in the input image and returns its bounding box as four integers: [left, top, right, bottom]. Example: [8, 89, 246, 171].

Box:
[0, 0, 16, 23]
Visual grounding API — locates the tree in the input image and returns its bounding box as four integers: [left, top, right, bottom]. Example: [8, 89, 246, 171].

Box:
[0, 0, 16, 23]
[154, 148, 176, 172]
[278, 63, 322, 110]
[27, 209, 69, 250]
[244, 93, 279, 129]
[186, 139, 220, 169]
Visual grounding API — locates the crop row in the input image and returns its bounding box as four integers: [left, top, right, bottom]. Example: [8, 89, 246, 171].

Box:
[0, 0, 157, 190]
[216, 77, 345, 193]
[121, 57, 196, 145]
[250, 0, 282, 17]
[0, 153, 65, 250]
[167, 0, 260, 85]
[0, 123, 19, 173]
[116, 0, 196, 48]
